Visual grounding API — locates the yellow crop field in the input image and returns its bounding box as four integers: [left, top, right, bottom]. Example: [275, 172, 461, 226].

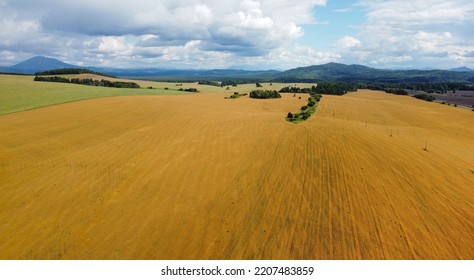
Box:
[0, 90, 472, 259]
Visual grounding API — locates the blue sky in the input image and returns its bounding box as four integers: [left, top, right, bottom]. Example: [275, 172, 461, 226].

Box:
[299, 1, 365, 51]
[1, 0, 473, 70]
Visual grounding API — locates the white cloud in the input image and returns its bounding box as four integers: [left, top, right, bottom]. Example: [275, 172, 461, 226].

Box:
[0, 19, 41, 46]
[337, 36, 361, 49]
[369, 55, 412, 66]
[0, 50, 17, 65]
[264, 45, 340, 69]
[0, 0, 329, 68]
[345, 0, 474, 68]
[363, 0, 472, 26]
[3, 0, 473, 69]
[84, 37, 134, 55]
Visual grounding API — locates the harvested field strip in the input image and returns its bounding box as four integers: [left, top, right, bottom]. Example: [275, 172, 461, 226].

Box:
[0, 90, 472, 259]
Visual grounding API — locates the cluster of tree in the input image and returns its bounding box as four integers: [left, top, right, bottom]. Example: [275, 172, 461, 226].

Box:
[279, 83, 358, 96]
[287, 94, 322, 123]
[362, 84, 408, 95]
[34, 76, 140, 88]
[220, 80, 239, 87]
[413, 93, 436, 102]
[178, 88, 199, 92]
[34, 75, 70, 83]
[249, 90, 281, 99]
[225, 92, 248, 99]
[197, 80, 221, 87]
[287, 111, 311, 121]
[384, 88, 408, 95]
[310, 82, 358, 95]
[35, 68, 116, 78]
[279, 86, 314, 93]
[0, 72, 31, 76]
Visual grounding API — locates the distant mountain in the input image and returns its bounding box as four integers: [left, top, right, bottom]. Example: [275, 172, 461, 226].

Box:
[276, 62, 474, 83]
[89, 67, 280, 80]
[8, 56, 78, 74]
[1, 56, 279, 79]
[278, 62, 378, 80]
[0, 66, 10, 73]
[449, 67, 473, 72]
[3, 56, 474, 83]
[203, 69, 280, 78]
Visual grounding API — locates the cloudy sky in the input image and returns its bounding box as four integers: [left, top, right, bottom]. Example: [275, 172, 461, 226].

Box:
[1, 0, 473, 69]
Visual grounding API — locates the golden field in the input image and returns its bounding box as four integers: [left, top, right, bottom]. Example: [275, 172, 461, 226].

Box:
[0, 89, 472, 259]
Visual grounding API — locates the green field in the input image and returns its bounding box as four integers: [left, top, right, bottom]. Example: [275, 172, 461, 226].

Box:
[0, 74, 313, 115]
[0, 75, 182, 115]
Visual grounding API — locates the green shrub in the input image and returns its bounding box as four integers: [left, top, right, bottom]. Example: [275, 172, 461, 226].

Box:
[413, 93, 435, 102]
[183, 88, 199, 92]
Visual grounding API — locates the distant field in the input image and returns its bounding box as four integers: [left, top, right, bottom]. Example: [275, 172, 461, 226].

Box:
[407, 89, 474, 108]
[0, 74, 313, 115]
[0, 89, 472, 259]
[0, 74, 179, 115]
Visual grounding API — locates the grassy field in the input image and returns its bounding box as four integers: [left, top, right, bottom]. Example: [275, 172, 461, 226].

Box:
[0, 74, 181, 115]
[0, 82, 472, 259]
[0, 74, 310, 115]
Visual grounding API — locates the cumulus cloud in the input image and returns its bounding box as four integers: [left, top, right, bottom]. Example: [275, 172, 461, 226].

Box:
[2, 0, 473, 69]
[337, 36, 361, 49]
[0, 0, 329, 68]
[465, 51, 474, 58]
[362, 0, 472, 26]
[369, 55, 412, 66]
[351, 0, 474, 68]
[206, 44, 339, 70]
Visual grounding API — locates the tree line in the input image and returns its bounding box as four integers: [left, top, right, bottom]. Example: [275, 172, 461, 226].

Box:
[277, 81, 474, 98]
[287, 94, 322, 123]
[35, 68, 116, 78]
[360, 82, 474, 94]
[413, 93, 436, 102]
[279, 82, 358, 96]
[279, 86, 313, 93]
[197, 80, 221, 87]
[313, 82, 358, 95]
[34, 76, 140, 88]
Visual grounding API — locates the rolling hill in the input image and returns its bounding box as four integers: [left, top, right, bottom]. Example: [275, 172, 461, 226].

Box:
[450, 67, 473, 72]
[2, 56, 474, 83]
[276, 62, 474, 83]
